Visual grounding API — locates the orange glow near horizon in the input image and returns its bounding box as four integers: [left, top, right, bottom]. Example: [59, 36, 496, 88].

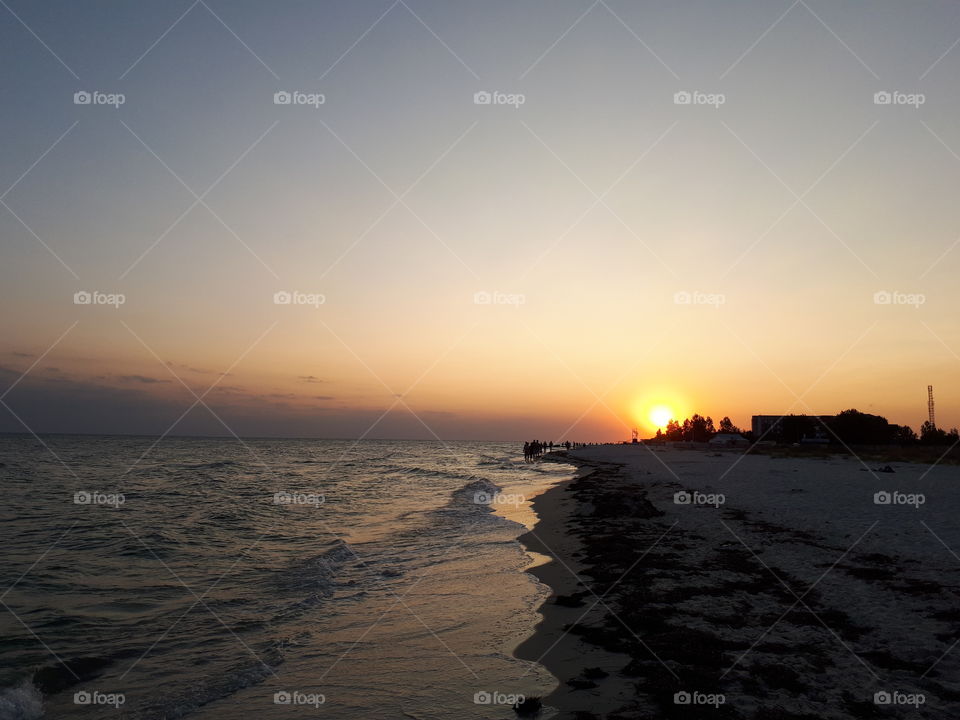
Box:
[630, 388, 693, 436]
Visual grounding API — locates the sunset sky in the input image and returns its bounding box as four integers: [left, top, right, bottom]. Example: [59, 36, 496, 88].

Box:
[2, 0, 960, 440]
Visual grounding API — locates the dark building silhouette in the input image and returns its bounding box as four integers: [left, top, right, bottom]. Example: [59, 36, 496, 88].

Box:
[752, 415, 834, 444]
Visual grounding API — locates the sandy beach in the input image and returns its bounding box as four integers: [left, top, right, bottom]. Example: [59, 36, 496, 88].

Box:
[518, 445, 960, 719]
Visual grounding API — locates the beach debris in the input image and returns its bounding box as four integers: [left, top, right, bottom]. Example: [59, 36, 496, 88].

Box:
[513, 696, 542, 716]
[554, 593, 587, 607]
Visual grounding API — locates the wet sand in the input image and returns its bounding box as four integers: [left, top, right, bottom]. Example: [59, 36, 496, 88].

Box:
[515, 461, 637, 719]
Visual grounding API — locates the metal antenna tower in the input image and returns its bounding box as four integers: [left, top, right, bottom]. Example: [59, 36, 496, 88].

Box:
[928, 385, 936, 427]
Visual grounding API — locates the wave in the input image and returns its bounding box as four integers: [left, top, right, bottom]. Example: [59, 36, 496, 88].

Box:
[0, 681, 43, 720]
[181, 460, 237, 470]
[391, 476, 508, 538]
[377, 463, 483, 482]
[275, 539, 355, 596]
[130, 646, 286, 720]
[459, 475, 500, 499]
[31, 655, 114, 694]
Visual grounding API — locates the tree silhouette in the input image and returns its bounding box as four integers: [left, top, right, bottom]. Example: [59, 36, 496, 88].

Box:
[920, 421, 959, 445]
[718, 416, 741, 434]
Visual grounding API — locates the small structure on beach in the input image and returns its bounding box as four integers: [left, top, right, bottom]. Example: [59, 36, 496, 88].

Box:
[709, 432, 749, 448]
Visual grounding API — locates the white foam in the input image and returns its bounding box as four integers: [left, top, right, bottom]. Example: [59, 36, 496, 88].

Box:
[0, 681, 43, 720]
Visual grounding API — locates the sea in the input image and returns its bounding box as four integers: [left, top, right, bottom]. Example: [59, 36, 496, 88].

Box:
[0, 436, 574, 719]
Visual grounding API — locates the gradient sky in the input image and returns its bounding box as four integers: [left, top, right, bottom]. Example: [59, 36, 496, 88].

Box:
[2, 0, 960, 440]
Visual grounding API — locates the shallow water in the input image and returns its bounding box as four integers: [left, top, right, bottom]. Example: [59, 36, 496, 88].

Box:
[0, 436, 573, 719]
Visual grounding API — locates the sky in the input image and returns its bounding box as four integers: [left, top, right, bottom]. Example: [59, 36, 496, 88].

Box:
[2, 0, 960, 440]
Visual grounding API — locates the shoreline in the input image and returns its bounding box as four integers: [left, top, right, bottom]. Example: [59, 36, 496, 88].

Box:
[514, 454, 637, 719]
[513, 444, 960, 719]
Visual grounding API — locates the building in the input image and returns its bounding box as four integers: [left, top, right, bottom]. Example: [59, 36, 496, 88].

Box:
[752, 415, 782, 439]
[751, 415, 835, 443]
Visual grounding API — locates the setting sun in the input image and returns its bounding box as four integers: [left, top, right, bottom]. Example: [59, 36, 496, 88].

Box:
[649, 406, 674, 429]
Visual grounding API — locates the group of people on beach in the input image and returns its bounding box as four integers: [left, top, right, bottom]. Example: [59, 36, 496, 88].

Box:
[523, 439, 574, 461]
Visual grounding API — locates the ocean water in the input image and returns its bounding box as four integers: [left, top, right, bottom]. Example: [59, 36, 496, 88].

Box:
[0, 436, 573, 719]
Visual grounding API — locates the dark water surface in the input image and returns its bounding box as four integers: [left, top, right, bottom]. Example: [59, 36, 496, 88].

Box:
[0, 436, 572, 719]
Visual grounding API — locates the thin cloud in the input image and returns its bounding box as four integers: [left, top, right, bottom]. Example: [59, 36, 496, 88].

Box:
[118, 375, 171, 384]
[166, 361, 232, 376]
